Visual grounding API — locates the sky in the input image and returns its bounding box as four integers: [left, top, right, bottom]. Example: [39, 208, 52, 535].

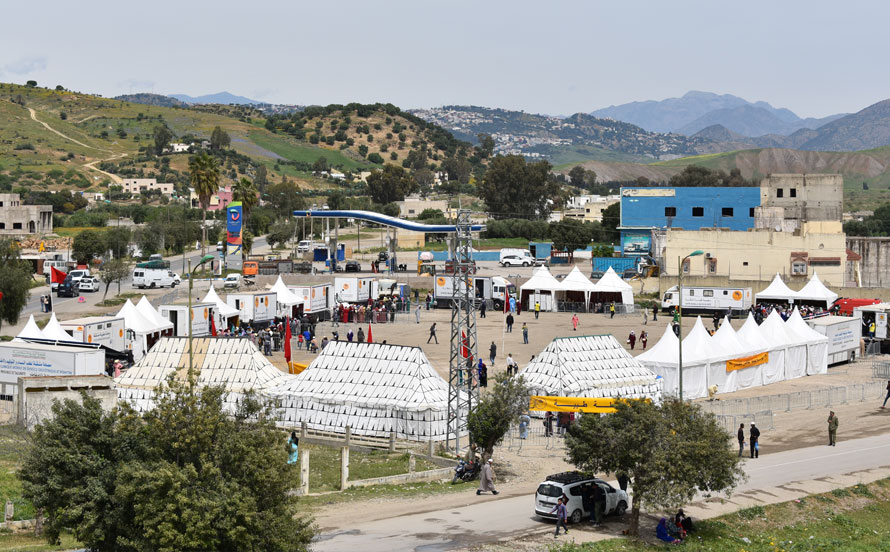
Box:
[1, 0, 887, 118]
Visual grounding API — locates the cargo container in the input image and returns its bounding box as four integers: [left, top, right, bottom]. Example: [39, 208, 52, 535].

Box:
[0, 342, 105, 390]
[59, 316, 126, 353]
[226, 292, 277, 324]
[661, 286, 752, 315]
[807, 315, 861, 365]
[334, 277, 373, 303]
[159, 303, 216, 337]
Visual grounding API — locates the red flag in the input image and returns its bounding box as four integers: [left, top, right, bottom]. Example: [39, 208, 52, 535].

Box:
[210, 314, 218, 337]
[366, 323, 373, 343]
[51, 266, 67, 284]
[460, 331, 468, 358]
[284, 317, 292, 363]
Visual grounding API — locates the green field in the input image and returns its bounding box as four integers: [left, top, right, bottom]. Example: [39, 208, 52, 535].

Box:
[550, 144, 654, 169]
[556, 478, 890, 552]
[247, 131, 370, 172]
[302, 443, 439, 493]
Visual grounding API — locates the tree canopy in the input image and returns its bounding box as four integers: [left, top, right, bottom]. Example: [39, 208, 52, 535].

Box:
[564, 398, 745, 535]
[467, 374, 529, 461]
[478, 155, 561, 219]
[0, 240, 32, 333]
[21, 381, 314, 551]
[152, 125, 173, 156]
[366, 164, 418, 205]
[72, 229, 107, 264]
[209, 126, 231, 150]
[188, 152, 220, 254]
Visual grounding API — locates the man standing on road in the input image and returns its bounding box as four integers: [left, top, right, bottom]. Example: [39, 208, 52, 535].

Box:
[489, 341, 496, 366]
[427, 322, 438, 344]
[522, 322, 529, 344]
[737, 423, 745, 457]
[534, 301, 540, 319]
[609, 303, 615, 319]
[415, 304, 421, 324]
[828, 411, 839, 446]
[506, 313, 514, 333]
[652, 304, 657, 322]
[480, 300, 487, 318]
[477, 459, 499, 496]
[505, 353, 516, 376]
[749, 422, 760, 458]
[881, 380, 890, 408]
[593, 483, 606, 525]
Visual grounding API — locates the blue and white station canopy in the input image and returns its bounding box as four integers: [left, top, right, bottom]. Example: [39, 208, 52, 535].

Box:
[293, 210, 485, 233]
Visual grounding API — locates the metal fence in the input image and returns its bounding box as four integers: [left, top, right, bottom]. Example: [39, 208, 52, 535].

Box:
[698, 380, 885, 417]
[713, 410, 774, 432]
[873, 359, 890, 379]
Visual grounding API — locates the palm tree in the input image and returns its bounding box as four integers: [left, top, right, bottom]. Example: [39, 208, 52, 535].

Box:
[188, 152, 219, 255]
[231, 177, 258, 260]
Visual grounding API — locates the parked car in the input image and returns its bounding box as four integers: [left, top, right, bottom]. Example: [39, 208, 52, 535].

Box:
[590, 271, 605, 280]
[223, 274, 241, 288]
[171, 273, 181, 285]
[57, 275, 80, 298]
[500, 254, 532, 268]
[78, 276, 101, 292]
[68, 269, 91, 285]
[535, 472, 628, 524]
[296, 240, 312, 253]
[344, 260, 361, 273]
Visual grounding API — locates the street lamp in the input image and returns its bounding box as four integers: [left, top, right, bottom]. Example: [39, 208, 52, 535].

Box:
[188, 254, 215, 385]
[677, 249, 704, 401]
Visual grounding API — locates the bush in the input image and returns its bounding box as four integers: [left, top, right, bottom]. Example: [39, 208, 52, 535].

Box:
[13, 143, 34, 151]
[367, 153, 384, 164]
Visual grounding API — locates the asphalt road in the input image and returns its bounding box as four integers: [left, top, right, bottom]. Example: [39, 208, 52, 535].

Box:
[312, 431, 890, 552]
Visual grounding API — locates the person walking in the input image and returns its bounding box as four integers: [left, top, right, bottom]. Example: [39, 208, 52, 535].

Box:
[477, 459, 499, 496]
[477, 359, 488, 388]
[750, 422, 760, 458]
[415, 305, 421, 324]
[609, 303, 615, 319]
[505, 353, 516, 376]
[627, 330, 636, 350]
[737, 423, 745, 457]
[509, 295, 516, 314]
[357, 327, 365, 343]
[287, 431, 299, 464]
[427, 322, 438, 344]
[652, 304, 657, 322]
[827, 411, 839, 446]
[506, 313, 514, 333]
[551, 496, 568, 537]
[572, 313, 579, 331]
[522, 322, 529, 344]
[40, 295, 46, 313]
[881, 380, 890, 408]
[518, 412, 530, 439]
[480, 300, 487, 318]
[489, 341, 497, 366]
[534, 301, 541, 319]
[642, 308, 648, 325]
[640, 330, 648, 350]
[544, 411, 554, 437]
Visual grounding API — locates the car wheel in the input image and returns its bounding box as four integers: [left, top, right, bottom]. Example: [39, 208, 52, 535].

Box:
[522, 262, 529, 267]
[615, 501, 627, 516]
[570, 509, 583, 524]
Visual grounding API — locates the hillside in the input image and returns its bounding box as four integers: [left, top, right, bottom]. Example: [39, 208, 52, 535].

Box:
[170, 91, 261, 105]
[113, 93, 188, 108]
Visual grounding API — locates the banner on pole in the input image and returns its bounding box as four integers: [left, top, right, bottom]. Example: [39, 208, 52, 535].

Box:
[226, 201, 243, 252]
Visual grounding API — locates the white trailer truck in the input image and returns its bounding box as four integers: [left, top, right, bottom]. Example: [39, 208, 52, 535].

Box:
[807, 315, 862, 365]
[59, 316, 126, 353]
[661, 286, 752, 315]
[0, 342, 105, 390]
[334, 276, 373, 303]
[226, 292, 277, 324]
[159, 303, 216, 337]
[434, 275, 515, 309]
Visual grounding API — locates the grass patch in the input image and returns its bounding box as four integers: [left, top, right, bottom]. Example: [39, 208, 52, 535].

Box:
[96, 292, 141, 307]
[0, 532, 81, 551]
[556, 477, 890, 551]
[299, 479, 474, 510]
[303, 444, 439, 494]
[248, 131, 369, 172]
[0, 427, 33, 521]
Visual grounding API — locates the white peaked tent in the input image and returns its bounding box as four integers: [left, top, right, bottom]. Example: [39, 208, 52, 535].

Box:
[267, 341, 456, 441]
[737, 313, 781, 386]
[15, 315, 47, 341]
[117, 300, 169, 361]
[520, 266, 562, 311]
[755, 273, 798, 304]
[795, 272, 838, 307]
[711, 316, 764, 392]
[786, 308, 829, 375]
[41, 313, 76, 342]
[202, 285, 240, 330]
[593, 267, 635, 307]
[270, 276, 302, 316]
[116, 337, 293, 413]
[558, 266, 598, 308]
[518, 335, 661, 401]
[136, 296, 173, 331]
[760, 309, 808, 380]
[638, 317, 711, 399]
[636, 325, 679, 393]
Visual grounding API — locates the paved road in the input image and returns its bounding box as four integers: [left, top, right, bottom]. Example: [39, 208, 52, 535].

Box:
[313, 432, 890, 552]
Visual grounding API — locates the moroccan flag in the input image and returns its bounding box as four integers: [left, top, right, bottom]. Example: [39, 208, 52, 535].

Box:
[51, 266, 67, 284]
[284, 317, 292, 363]
[210, 314, 217, 337]
[461, 331, 469, 359]
[366, 323, 373, 343]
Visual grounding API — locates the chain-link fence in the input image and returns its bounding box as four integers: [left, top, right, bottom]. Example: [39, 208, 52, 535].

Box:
[698, 380, 885, 417]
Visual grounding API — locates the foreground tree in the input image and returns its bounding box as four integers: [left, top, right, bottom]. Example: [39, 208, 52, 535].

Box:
[565, 398, 745, 536]
[152, 124, 173, 155]
[21, 380, 314, 551]
[0, 240, 32, 333]
[101, 258, 130, 299]
[188, 152, 220, 255]
[72, 229, 107, 264]
[210, 126, 231, 150]
[478, 155, 561, 219]
[467, 374, 529, 461]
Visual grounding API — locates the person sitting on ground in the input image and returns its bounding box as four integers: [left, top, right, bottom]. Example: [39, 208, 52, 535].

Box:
[675, 509, 693, 534]
[656, 517, 682, 544]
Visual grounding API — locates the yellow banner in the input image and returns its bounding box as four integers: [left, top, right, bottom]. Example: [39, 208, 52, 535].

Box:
[726, 352, 768, 373]
[529, 396, 619, 413]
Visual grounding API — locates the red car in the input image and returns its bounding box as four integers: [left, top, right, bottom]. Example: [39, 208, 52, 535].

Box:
[832, 297, 881, 316]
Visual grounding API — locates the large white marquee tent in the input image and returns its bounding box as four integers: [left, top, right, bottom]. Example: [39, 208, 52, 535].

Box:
[523, 266, 635, 312]
[520, 267, 562, 311]
[519, 334, 661, 400]
[638, 309, 829, 399]
[755, 272, 838, 308]
[267, 341, 457, 441]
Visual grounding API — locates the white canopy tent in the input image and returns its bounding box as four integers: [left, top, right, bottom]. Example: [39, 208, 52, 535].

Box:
[712, 316, 765, 392]
[760, 309, 808, 380]
[558, 266, 598, 310]
[636, 318, 711, 400]
[136, 296, 173, 331]
[15, 315, 47, 341]
[794, 272, 838, 307]
[116, 337, 293, 413]
[267, 341, 457, 441]
[786, 308, 829, 375]
[201, 284, 240, 331]
[592, 267, 635, 308]
[519, 334, 661, 401]
[520, 266, 562, 311]
[736, 313, 781, 386]
[270, 276, 302, 317]
[41, 313, 78, 342]
[117, 299, 171, 361]
[755, 273, 798, 304]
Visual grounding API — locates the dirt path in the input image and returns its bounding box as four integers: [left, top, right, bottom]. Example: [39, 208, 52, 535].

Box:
[84, 152, 126, 184]
[27, 107, 103, 151]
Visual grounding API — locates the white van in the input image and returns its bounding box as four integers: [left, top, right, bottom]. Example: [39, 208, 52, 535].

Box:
[132, 267, 177, 289]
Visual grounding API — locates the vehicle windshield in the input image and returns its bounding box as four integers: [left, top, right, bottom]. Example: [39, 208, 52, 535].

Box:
[506, 284, 516, 294]
[537, 484, 563, 498]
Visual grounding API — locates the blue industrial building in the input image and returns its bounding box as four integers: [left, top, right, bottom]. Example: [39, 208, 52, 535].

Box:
[618, 186, 761, 256]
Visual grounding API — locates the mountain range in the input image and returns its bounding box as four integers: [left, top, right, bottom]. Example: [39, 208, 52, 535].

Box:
[169, 91, 261, 105]
[591, 91, 845, 138]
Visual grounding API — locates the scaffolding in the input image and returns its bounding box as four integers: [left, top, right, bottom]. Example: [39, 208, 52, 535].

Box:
[446, 210, 479, 454]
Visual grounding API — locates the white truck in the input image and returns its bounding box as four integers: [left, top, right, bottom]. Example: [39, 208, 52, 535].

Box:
[59, 316, 126, 353]
[807, 315, 862, 365]
[661, 286, 752, 315]
[0, 341, 105, 389]
[334, 276, 373, 303]
[159, 303, 215, 337]
[226, 292, 277, 324]
[434, 275, 515, 310]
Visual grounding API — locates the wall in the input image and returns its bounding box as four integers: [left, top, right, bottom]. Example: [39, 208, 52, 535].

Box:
[17, 375, 116, 429]
[661, 228, 847, 286]
[620, 186, 761, 231]
[759, 174, 843, 223]
[397, 198, 448, 218]
[847, 237, 890, 288]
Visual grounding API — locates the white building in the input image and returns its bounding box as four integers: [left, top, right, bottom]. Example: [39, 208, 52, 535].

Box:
[121, 178, 174, 196]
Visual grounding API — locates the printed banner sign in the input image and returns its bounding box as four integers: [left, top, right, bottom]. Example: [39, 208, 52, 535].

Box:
[226, 201, 243, 248]
[529, 396, 619, 413]
[726, 352, 769, 372]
